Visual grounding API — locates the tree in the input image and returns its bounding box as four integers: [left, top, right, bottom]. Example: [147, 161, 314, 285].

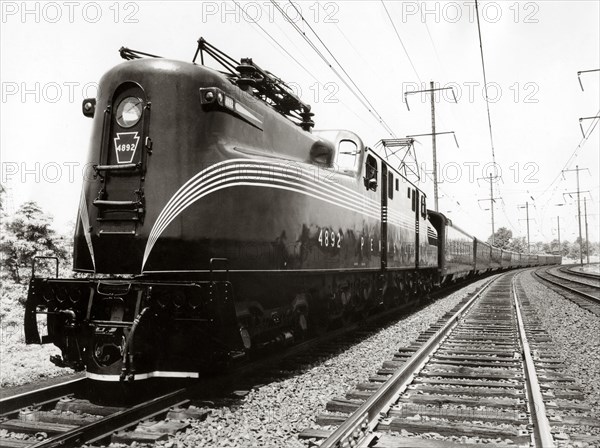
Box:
[507, 236, 527, 253]
[488, 227, 512, 249]
[543, 239, 560, 254]
[560, 240, 572, 258]
[0, 183, 5, 212]
[0, 202, 67, 283]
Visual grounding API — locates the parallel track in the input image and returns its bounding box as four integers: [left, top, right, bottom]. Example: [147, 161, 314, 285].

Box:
[565, 264, 600, 281]
[534, 266, 600, 316]
[560, 265, 600, 285]
[302, 270, 596, 447]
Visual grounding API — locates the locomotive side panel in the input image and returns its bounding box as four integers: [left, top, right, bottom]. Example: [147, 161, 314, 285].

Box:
[386, 171, 417, 269]
[143, 162, 382, 273]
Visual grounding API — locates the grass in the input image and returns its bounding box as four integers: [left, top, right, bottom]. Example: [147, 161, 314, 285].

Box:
[0, 278, 70, 388]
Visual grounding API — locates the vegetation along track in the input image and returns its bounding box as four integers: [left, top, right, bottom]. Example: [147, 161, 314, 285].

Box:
[534, 266, 600, 316]
[301, 270, 599, 447]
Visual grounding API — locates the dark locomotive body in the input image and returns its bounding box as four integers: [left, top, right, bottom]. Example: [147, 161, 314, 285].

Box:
[24, 44, 560, 381]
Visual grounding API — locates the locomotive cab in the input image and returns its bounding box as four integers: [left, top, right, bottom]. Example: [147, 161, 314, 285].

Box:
[313, 130, 365, 177]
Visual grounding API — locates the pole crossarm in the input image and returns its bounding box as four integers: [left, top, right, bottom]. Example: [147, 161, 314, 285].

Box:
[578, 116, 600, 137]
[577, 68, 600, 91]
[407, 131, 460, 149]
[562, 191, 591, 199]
[403, 86, 457, 111]
[403, 83, 458, 212]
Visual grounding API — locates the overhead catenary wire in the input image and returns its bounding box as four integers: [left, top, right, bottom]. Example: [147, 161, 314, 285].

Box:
[474, 0, 496, 166]
[231, 0, 320, 83]
[232, 0, 383, 137]
[538, 110, 600, 205]
[380, 1, 422, 84]
[269, 0, 396, 137]
[536, 113, 599, 237]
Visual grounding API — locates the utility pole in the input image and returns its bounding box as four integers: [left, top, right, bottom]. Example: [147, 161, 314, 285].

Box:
[562, 166, 587, 266]
[576, 166, 582, 266]
[518, 202, 532, 254]
[584, 197, 589, 264]
[404, 84, 457, 211]
[557, 216, 561, 254]
[477, 173, 501, 245]
[430, 81, 438, 212]
[490, 174, 496, 244]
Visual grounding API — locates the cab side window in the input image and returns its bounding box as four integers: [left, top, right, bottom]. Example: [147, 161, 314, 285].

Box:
[364, 155, 378, 191]
[337, 140, 358, 171]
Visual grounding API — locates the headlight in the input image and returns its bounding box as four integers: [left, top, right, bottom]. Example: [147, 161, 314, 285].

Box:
[116, 96, 143, 128]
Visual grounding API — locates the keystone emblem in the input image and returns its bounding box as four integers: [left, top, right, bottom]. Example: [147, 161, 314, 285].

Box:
[114, 132, 140, 164]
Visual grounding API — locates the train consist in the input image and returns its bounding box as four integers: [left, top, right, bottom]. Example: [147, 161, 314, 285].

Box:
[24, 39, 560, 382]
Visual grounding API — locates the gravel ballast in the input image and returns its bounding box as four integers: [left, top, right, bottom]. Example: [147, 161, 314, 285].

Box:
[518, 270, 600, 446]
[158, 278, 492, 448]
[519, 270, 600, 413]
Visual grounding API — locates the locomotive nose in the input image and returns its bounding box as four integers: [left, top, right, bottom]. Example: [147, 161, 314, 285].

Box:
[78, 80, 153, 274]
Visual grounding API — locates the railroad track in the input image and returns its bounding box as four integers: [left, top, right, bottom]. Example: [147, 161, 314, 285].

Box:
[0, 272, 541, 448]
[301, 270, 598, 447]
[0, 377, 201, 448]
[565, 264, 600, 281]
[1, 276, 483, 448]
[534, 266, 600, 316]
[563, 264, 600, 283]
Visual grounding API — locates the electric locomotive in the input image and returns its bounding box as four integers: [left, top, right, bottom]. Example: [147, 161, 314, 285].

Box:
[24, 39, 439, 381]
[23, 39, 559, 382]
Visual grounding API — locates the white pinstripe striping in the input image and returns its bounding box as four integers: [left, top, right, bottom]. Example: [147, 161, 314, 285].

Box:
[143, 159, 421, 269]
[79, 189, 95, 271]
[148, 160, 377, 241]
[143, 166, 377, 268]
[151, 164, 380, 241]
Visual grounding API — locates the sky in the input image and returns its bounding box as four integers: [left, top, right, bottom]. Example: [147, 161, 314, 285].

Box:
[1, 0, 599, 245]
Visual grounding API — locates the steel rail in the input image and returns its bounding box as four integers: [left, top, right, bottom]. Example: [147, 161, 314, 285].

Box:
[318, 274, 500, 448]
[565, 265, 600, 281]
[31, 388, 189, 448]
[0, 377, 86, 417]
[512, 275, 555, 448]
[534, 270, 600, 304]
[555, 267, 600, 288]
[2, 273, 497, 448]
